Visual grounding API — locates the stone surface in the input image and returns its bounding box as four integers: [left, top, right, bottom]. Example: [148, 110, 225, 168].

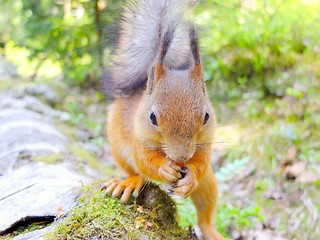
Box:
[0, 162, 91, 234]
[0, 56, 19, 79]
[24, 84, 59, 105]
[0, 86, 100, 237]
[0, 95, 71, 122]
[13, 225, 54, 240]
[0, 100, 68, 175]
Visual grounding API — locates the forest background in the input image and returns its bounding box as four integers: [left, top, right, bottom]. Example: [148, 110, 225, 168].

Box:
[0, 0, 319, 239]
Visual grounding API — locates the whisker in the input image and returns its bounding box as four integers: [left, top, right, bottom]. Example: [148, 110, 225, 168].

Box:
[135, 146, 161, 149]
[135, 137, 166, 145]
[136, 179, 150, 197]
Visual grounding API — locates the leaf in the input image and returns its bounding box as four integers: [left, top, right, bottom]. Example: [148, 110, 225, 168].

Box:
[216, 157, 250, 182]
[135, 217, 145, 229]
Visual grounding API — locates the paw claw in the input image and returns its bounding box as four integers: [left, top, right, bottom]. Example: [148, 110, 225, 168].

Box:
[102, 176, 146, 203]
[112, 184, 124, 198]
[171, 182, 177, 188]
[171, 169, 197, 198]
[101, 179, 118, 190]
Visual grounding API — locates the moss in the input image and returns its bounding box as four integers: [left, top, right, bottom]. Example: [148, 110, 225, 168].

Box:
[68, 145, 115, 176]
[34, 153, 65, 164]
[1, 223, 49, 240]
[68, 146, 97, 165]
[56, 122, 77, 141]
[0, 79, 12, 90]
[45, 181, 197, 240]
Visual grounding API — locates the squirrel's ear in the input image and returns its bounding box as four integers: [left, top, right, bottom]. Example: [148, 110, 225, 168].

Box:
[154, 62, 165, 80]
[190, 63, 205, 93]
[189, 25, 205, 92]
[191, 63, 202, 80]
[146, 63, 166, 95]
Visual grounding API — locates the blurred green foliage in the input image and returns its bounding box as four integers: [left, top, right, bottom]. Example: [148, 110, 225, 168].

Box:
[196, 0, 320, 100]
[0, 0, 121, 85]
[1, 0, 319, 93]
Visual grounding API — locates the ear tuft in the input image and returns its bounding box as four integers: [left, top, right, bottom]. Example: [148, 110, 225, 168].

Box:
[189, 25, 200, 65]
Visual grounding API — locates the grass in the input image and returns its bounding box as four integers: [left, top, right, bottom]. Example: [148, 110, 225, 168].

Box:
[208, 81, 320, 238]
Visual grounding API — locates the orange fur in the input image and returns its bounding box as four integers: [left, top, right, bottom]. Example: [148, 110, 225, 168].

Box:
[106, 73, 224, 239]
[192, 168, 224, 240]
[191, 64, 203, 79]
[154, 63, 165, 80]
[105, 3, 224, 236]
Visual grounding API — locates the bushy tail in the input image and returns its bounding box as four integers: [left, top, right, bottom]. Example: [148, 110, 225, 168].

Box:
[104, 0, 197, 98]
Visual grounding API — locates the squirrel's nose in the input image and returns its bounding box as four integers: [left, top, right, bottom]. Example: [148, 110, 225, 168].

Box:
[169, 149, 195, 163]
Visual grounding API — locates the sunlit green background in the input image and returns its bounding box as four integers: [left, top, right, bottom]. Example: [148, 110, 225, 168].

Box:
[1, 0, 319, 95]
[1, 0, 319, 239]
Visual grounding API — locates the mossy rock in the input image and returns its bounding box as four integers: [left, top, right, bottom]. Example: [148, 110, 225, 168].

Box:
[45, 181, 197, 240]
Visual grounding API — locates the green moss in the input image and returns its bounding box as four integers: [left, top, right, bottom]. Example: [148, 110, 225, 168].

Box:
[34, 153, 65, 164]
[67, 146, 115, 176]
[56, 122, 77, 141]
[1, 223, 49, 240]
[45, 181, 197, 240]
[68, 146, 97, 165]
[0, 79, 12, 90]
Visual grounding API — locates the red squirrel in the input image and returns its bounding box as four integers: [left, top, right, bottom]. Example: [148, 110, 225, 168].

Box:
[103, 1, 224, 239]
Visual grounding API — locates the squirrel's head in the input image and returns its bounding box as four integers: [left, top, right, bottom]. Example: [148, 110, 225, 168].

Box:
[136, 26, 216, 163]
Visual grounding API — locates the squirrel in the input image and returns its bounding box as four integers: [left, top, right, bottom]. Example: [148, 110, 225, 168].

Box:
[102, 0, 224, 239]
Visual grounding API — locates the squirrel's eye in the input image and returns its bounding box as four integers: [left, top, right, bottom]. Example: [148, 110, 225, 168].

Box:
[203, 112, 209, 125]
[150, 111, 158, 126]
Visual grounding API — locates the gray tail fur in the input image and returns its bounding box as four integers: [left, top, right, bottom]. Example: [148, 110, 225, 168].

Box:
[104, 0, 198, 99]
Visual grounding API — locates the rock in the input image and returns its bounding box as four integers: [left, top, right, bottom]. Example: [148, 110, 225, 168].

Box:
[24, 84, 58, 105]
[83, 143, 101, 155]
[13, 225, 54, 240]
[45, 183, 198, 240]
[0, 162, 92, 235]
[0, 88, 100, 237]
[0, 106, 67, 175]
[0, 95, 71, 121]
[0, 56, 19, 79]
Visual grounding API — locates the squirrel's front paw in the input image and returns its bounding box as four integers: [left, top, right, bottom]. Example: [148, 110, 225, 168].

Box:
[102, 176, 146, 203]
[159, 160, 182, 183]
[171, 167, 198, 198]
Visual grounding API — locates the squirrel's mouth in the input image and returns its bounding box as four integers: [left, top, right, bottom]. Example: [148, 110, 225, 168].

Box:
[164, 148, 195, 163]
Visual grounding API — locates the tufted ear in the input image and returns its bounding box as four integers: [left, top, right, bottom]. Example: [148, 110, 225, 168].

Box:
[191, 63, 203, 81]
[146, 28, 174, 94]
[146, 63, 166, 95]
[189, 25, 205, 92]
[154, 62, 165, 80]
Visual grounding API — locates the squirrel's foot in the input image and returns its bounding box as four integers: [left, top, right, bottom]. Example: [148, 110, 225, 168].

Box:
[102, 175, 146, 203]
[199, 222, 225, 240]
[171, 167, 198, 198]
[159, 159, 182, 183]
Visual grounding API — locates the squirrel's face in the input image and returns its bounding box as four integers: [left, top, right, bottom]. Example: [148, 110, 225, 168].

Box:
[139, 64, 215, 163]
